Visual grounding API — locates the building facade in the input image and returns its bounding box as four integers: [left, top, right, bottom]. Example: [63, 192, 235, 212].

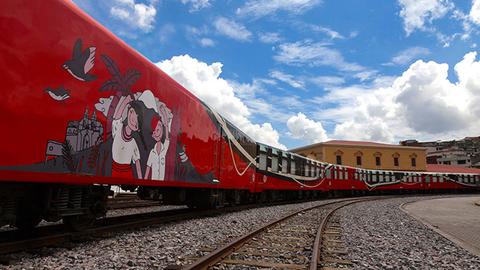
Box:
[291, 140, 427, 171]
[401, 137, 480, 168]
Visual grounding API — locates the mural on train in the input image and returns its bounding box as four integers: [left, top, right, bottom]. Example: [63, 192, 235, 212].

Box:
[4, 38, 214, 183]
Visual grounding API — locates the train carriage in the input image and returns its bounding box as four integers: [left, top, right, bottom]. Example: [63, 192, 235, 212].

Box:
[0, 0, 478, 230]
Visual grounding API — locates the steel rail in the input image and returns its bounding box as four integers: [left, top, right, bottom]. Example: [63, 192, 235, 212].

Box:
[183, 197, 365, 270]
[309, 198, 375, 270]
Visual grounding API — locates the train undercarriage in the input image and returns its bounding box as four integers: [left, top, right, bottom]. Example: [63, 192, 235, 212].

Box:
[0, 182, 477, 231]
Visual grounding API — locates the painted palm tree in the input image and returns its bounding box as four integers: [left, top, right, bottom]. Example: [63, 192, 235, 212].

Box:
[100, 55, 141, 137]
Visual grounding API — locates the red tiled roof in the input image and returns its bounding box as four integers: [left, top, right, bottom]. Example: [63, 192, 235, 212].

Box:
[289, 139, 426, 152]
[323, 140, 397, 147]
[426, 164, 480, 174]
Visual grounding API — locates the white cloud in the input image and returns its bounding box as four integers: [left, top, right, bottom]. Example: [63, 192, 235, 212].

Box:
[309, 76, 345, 88]
[258, 32, 283, 43]
[185, 25, 215, 47]
[273, 40, 365, 72]
[158, 24, 176, 43]
[110, 0, 157, 32]
[470, 0, 480, 24]
[385, 47, 431, 66]
[156, 55, 286, 149]
[180, 0, 211, 11]
[313, 52, 480, 143]
[269, 70, 305, 89]
[199, 38, 215, 47]
[213, 17, 252, 42]
[287, 113, 328, 143]
[237, 0, 321, 18]
[398, 0, 453, 36]
[309, 25, 344, 39]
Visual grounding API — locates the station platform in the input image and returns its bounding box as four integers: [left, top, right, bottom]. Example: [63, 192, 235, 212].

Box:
[403, 196, 480, 257]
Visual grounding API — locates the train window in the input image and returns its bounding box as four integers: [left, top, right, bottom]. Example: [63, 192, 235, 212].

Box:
[281, 153, 288, 173]
[439, 174, 444, 183]
[305, 163, 310, 177]
[266, 148, 272, 170]
[432, 175, 437, 183]
[271, 149, 278, 173]
[339, 168, 344, 180]
[354, 171, 358, 180]
[379, 172, 384, 182]
[326, 167, 331, 179]
[290, 158, 296, 175]
[425, 175, 431, 183]
[258, 150, 267, 171]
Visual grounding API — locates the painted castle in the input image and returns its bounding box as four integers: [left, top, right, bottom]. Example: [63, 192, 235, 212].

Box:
[65, 108, 104, 152]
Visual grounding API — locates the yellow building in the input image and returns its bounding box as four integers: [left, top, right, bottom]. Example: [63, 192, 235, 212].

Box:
[290, 140, 427, 171]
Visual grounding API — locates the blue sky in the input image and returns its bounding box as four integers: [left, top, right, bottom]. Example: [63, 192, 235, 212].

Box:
[74, 0, 480, 150]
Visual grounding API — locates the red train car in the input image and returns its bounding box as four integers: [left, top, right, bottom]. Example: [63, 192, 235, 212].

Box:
[0, 0, 478, 230]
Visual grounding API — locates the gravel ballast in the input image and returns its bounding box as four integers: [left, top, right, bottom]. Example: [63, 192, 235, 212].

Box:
[4, 199, 339, 269]
[339, 196, 480, 270]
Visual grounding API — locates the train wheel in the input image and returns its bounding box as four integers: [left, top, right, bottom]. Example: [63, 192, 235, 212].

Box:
[15, 197, 44, 231]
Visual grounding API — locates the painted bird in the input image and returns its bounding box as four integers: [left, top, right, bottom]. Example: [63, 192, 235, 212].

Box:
[45, 86, 70, 101]
[63, 38, 96, 82]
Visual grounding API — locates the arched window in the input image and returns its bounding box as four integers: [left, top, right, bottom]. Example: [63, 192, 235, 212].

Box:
[392, 152, 400, 167]
[354, 151, 363, 166]
[374, 152, 382, 166]
[334, 150, 343, 165]
[409, 153, 417, 167]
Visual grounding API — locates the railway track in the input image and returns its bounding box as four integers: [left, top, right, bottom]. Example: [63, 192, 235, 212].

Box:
[0, 199, 325, 256]
[0, 207, 192, 255]
[183, 197, 379, 270]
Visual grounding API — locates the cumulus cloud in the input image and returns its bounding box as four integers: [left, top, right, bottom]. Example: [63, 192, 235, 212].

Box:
[470, 0, 480, 24]
[237, 0, 322, 18]
[313, 52, 480, 143]
[269, 70, 305, 89]
[110, 0, 157, 32]
[385, 47, 431, 66]
[287, 113, 328, 144]
[180, 0, 211, 11]
[156, 55, 286, 149]
[213, 17, 252, 42]
[274, 40, 366, 73]
[398, 0, 453, 36]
